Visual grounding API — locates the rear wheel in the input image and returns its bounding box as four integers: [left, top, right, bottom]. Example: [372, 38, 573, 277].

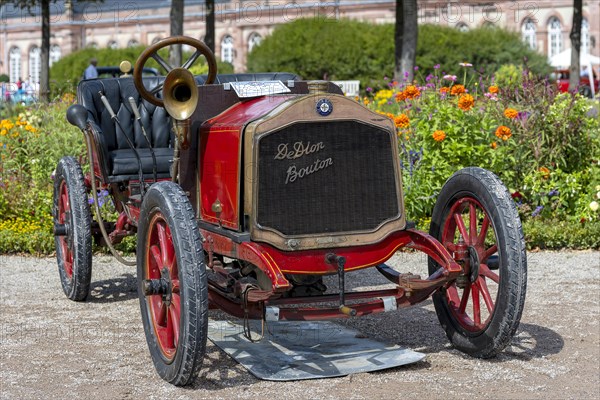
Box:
[429, 167, 527, 358]
[53, 156, 92, 301]
[137, 182, 208, 386]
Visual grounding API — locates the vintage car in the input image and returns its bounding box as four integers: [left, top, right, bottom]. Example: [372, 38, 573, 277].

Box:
[553, 68, 599, 97]
[56, 36, 527, 385]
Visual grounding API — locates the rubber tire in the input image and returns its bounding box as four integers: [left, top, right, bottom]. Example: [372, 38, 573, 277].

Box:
[428, 167, 527, 358]
[53, 156, 93, 301]
[137, 181, 208, 386]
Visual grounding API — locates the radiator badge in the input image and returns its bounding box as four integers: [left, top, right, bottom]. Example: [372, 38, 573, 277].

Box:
[316, 98, 333, 116]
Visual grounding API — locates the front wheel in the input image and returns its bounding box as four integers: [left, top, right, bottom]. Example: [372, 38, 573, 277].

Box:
[137, 182, 208, 386]
[429, 167, 527, 358]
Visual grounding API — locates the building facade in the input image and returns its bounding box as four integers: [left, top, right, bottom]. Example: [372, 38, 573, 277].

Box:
[1, 0, 599, 85]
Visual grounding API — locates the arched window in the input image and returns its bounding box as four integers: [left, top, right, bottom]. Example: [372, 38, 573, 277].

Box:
[29, 46, 41, 84]
[9, 47, 21, 84]
[108, 40, 118, 49]
[581, 18, 590, 55]
[548, 17, 562, 57]
[522, 18, 536, 49]
[456, 23, 469, 32]
[127, 39, 139, 48]
[50, 45, 62, 66]
[248, 32, 262, 53]
[221, 35, 234, 63]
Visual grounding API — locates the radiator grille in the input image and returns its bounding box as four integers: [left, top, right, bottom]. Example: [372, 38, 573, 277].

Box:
[256, 121, 399, 236]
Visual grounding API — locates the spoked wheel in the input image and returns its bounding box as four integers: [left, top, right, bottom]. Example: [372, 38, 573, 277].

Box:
[137, 182, 208, 386]
[53, 156, 92, 301]
[429, 167, 527, 358]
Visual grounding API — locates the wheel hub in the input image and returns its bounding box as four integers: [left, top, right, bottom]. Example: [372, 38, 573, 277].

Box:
[142, 267, 172, 304]
[468, 246, 480, 283]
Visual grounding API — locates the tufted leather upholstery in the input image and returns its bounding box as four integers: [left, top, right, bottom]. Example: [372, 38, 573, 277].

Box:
[77, 72, 300, 182]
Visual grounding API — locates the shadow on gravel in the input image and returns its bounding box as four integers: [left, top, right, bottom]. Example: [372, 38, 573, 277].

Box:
[498, 322, 565, 361]
[88, 273, 138, 303]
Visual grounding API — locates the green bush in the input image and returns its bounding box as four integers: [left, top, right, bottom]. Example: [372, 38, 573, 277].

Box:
[523, 219, 600, 250]
[247, 19, 550, 90]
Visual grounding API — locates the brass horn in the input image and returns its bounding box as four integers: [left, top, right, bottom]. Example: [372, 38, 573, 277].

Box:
[163, 67, 199, 121]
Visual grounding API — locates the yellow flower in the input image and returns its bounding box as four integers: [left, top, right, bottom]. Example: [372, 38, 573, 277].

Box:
[488, 85, 499, 94]
[432, 130, 446, 142]
[394, 114, 410, 128]
[0, 129, 7, 136]
[458, 94, 474, 111]
[539, 166, 550, 179]
[495, 125, 512, 141]
[504, 108, 518, 119]
[491, 142, 497, 149]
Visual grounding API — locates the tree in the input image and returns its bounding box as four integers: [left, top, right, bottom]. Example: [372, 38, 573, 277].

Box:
[169, 0, 184, 67]
[205, 0, 215, 52]
[568, 0, 583, 91]
[394, 0, 418, 83]
[15, 0, 101, 103]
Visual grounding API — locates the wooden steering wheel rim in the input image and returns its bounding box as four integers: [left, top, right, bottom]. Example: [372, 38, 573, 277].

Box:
[134, 36, 217, 107]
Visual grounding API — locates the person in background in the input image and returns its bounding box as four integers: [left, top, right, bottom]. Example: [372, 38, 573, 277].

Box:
[84, 58, 98, 79]
[580, 65, 590, 77]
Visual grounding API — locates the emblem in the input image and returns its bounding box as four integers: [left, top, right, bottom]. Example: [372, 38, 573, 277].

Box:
[316, 98, 333, 116]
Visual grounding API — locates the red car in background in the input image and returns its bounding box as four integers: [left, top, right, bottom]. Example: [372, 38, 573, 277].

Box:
[553, 68, 599, 97]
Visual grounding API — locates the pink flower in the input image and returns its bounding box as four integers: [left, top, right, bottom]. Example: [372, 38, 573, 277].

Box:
[443, 75, 457, 81]
[459, 62, 473, 67]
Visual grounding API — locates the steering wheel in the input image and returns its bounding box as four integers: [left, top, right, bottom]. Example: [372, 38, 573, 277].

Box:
[134, 36, 217, 108]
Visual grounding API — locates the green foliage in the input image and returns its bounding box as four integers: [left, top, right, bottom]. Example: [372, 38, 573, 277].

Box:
[416, 25, 550, 78]
[523, 219, 600, 250]
[247, 19, 550, 90]
[0, 100, 84, 231]
[247, 18, 394, 90]
[0, 74, 9, 83]
[494, 64, 524, 90]
[366, 63, 600, 227]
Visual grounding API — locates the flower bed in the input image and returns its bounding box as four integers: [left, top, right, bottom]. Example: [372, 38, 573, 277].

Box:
[0, 65, 599, 253]
[363, 64, 600, 238]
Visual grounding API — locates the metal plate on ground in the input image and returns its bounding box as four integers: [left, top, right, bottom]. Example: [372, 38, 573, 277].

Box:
[208, 320, 426, 381]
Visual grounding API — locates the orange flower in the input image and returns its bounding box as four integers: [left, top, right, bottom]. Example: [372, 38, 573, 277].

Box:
[495, 125, 512, 141]
[432, 130, 446, 142]
[458, 94, 475, 111]
[395, 91, 406, 102]
[488, 85, 499, 94]
[439, 86, 450, 94]
[394, 114, 410, 128]
[504, 108, 518, 119]
[491, 142, 498, 149]
[450, 84, 466, 96]
[539, 166, 550, 179]
[403, 85, 421, 100]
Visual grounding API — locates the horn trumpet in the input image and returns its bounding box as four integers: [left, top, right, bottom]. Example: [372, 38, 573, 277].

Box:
[163, 67, 199, 121]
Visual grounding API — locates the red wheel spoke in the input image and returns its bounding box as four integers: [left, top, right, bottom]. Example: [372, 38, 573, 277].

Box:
[157, 222, 175, 271]
[453, 213, 469, 242]
[469, 203, 478, 242]
[170, 296, 181, 348]
[171, 279, 180, 294]
[472, 282, 481, 326]
[478, 277, 495, 313]
[478, 215, 490, 246]
[483, 244, 498, 262]
[150, 245, 162, 270]
[445, 285, 460, 308]
[479, 264, 500, 284]
[61, 192, 69, 212]
[444, 241, 457, 253]
[157, 300, 168, 327]
[459, 283, 471, 313]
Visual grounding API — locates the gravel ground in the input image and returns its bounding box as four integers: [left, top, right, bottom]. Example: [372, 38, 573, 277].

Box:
[1, 251, 599, 399]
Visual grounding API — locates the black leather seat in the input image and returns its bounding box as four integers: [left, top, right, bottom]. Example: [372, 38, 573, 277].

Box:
[77, 72, 300, 183]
